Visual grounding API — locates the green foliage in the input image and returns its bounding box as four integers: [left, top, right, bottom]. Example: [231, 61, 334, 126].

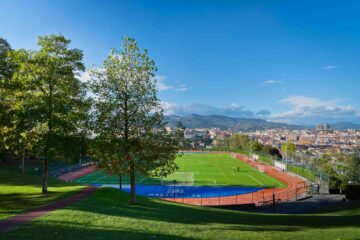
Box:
[344, 148, 360, 184]
[8, 34, 89, 192]
[249, 140, 262, 153]
[90, 36, 183, 203]
[287, 164, 316, 182]
[228, 134, 250, 150]
[0, 37, 14, 161]
[281, 142, 296, 158]
[261, 145, 282, 159]
[258, 155, 273, 165]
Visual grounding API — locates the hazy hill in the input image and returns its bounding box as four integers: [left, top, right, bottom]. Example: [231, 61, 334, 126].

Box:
[164, 114, 303, 131]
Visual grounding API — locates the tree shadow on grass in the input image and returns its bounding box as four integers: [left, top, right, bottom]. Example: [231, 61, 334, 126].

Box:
[0, 220, 194, 240]
[66, 188, 360, 231]
[0, 189, 81, 217]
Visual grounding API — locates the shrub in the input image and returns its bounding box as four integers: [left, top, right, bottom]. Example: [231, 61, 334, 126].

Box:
[344, 184, 360, 200]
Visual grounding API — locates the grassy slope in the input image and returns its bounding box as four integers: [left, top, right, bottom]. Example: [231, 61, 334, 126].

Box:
[0, 167, 83, 220]
[76, 154, 286, 188]
[1, 187, 359, 240]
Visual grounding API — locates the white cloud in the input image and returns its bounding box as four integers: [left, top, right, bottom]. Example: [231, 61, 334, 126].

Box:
[263, 80, 281, 85]
[76, 70, 91, 82]
[270, 95, 360, 124]
[161, 102, 262, 118]
[322, 65, 341, 70]
[154, 75, 174, 91]
[154, 75, 188, 92]
[162, 96, 360, 124]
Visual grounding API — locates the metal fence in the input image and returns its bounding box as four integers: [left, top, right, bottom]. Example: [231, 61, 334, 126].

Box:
[158, 182, 308, 207]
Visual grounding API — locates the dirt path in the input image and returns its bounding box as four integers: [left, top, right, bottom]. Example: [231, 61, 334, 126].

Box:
[0, 186, 97, 233]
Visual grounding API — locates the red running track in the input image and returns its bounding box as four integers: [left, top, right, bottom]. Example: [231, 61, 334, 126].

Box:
[57, 165, 97, 182]
[162, 153, 307, 206]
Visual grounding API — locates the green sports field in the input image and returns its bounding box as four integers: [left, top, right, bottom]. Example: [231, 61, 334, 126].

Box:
[75, 153, 286, 188]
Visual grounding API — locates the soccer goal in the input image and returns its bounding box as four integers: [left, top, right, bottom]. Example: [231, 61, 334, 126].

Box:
[161, 172, 195, 186]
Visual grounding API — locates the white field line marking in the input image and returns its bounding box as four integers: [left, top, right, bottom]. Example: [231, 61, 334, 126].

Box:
[215, 160, 230, 181]
[94, 175, 108, 183]
[246, 174, 264, 186]
[260, 172, 283, 185]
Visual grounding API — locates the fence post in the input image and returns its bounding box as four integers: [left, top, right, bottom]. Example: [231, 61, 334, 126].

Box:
[236, 194, 238, 204]
[252, 192, 253, 204]
[201, 194, 202, 206]
[263, 191, 264, 203]
[218, 193, 220, 205]
[296, 188, 298, 201]
[272, 193, 275, 213]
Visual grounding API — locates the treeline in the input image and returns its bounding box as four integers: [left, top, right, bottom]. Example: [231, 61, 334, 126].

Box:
[213, 134, 282, 159]
[0, 35, 183, 203]
[315, 151, 360, 194]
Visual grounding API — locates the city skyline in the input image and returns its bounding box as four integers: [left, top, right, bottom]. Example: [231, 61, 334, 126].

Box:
[1, 0, 360, 124]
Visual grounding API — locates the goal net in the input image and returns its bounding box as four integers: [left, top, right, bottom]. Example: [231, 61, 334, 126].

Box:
[161, 172, 194, 186]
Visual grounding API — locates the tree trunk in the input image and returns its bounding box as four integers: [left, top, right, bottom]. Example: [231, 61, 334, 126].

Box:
[21, 147, 25, 175]
[43, 66, 54, 194]
[42, 158, 48, 193]
[119, 174, 122, 190]
[130, 163, 136, 204]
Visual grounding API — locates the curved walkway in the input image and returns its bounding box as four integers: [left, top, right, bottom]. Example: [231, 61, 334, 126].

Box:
[0, 186, 97, 233]
[162, 153, 307, 206]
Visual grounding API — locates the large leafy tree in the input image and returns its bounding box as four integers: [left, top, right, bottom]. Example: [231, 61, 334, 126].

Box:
[228, 134, 250, 151]
[0, 37, 14, 162]
[9, 35, 89, 193]
[90, 37, 182, 204]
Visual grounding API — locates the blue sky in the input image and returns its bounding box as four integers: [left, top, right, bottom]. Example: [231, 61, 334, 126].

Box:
[1, 0, 360, 124]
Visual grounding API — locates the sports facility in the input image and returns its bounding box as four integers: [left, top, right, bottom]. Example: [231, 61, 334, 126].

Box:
[74, 153, 287, 199]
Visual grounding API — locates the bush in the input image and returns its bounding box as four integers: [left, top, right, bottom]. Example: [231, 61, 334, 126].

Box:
[344, 184, 360, 200]
[287, 164, 316, 182]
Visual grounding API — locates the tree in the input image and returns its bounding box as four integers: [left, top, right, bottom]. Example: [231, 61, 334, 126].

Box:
[281, 142, 296, 159]
[9, 35, 89, 193]
[344, 148, 360, 184]
[229, 134, 250, 151]
[0, 37, 13, 80]
[90, 36, 183, 204]
[249, 141, 262, 153]
[262, 145, 282, 159]
[0, 37, 14, 162]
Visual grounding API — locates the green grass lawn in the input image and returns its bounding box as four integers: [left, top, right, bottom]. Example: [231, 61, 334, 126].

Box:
[0, 167, 83, 220]
[75, 153, 286, 188]
[1, 187, 359, 240]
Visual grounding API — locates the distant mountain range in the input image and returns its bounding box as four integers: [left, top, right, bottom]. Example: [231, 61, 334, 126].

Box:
[327, 122, 360, 130]
[164, 114, 360, 131]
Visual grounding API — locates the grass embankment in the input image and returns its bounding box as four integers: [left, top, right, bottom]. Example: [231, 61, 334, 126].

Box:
[76, 154, 286, 188]
[0, 167, 83, 220]
[1, 187, 359, 240]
